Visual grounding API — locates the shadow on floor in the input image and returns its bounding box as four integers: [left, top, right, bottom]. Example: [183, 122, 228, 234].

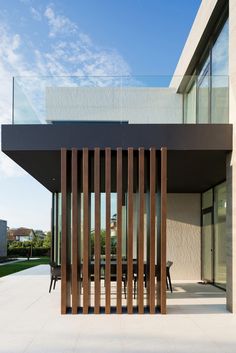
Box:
[167, 282, 228, 315]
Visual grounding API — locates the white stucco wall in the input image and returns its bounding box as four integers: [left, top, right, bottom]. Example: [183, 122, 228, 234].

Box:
[45, 87, 183, 124]
[167, 194, 201, 281]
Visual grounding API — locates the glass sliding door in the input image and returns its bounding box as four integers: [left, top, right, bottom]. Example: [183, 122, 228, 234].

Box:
[201, 182, 227, 289]
[214, 182, 226, 289]
[202, 210, 213, 283]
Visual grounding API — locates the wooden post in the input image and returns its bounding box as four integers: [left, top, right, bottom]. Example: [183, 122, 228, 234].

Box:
[94, 148, 101, 313]
[138, 148, 145, 314]
[83, 148, 90, 314]
[160, 147, 167, 314]
[127, 148, 134, 314]
[61, 148, 68, 314]
[149, 148, 156, 314]
[105, 148, 111, 314]
[117, 148, 123, 313]
[72, 148, 79, 314]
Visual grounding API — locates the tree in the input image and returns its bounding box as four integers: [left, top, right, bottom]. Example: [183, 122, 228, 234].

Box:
[43, 232, 51, 248]
[31, 233, 43, 247]
[90, 229, 116, 256]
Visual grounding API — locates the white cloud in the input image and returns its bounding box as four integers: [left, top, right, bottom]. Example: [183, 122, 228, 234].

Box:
[0, 4, 131, 178]
[44, 6, 78, 38]
[30, 7, 42, 21]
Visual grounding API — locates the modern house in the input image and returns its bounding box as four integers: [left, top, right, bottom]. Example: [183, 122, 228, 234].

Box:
[1, 0, 235, 314]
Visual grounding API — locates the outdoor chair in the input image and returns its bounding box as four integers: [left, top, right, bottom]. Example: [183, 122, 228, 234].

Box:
[109, 262, 127, 298]
[166, 261, 173, 293]
[80, 262, 127, 298]
[133, 261, 174, 298]
[49, 263, 61, 293]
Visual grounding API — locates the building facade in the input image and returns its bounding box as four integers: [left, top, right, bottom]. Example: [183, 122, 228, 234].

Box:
[0, 220, 7, 258]
[1, 0, 235, 313]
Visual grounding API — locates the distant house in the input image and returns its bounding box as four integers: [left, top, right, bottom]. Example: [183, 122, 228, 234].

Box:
[7, 228, 15, 241]
[8, 227, 35, 242]
[110, 214, 117, 237]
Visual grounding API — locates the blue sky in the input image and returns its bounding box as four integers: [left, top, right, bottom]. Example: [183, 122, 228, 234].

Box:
[0, 0, 201, 231]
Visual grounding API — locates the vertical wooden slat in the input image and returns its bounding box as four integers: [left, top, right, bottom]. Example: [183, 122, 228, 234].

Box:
[94, 148, 101, 314]
[55, 193, 59, 264]
[127, 148, 133, 314]
[83, 148, 90, 314]
[61, 148, 68, 314]
[116, 148, 122, 313]
[78, 156, 81, 311]
[160, 147, 167, 314]
[50, 193, 55, 263]
[72, 148, 78, 314]
[149, 147, 156, 314]
[138, 148, 144, 314]
[105, 148, 111, 314]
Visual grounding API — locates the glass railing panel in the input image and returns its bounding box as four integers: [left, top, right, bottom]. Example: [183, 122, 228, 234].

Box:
[12, 75, 229, 125]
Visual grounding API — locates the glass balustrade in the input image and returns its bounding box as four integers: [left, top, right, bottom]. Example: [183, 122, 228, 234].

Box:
[12, 75, 229, 125]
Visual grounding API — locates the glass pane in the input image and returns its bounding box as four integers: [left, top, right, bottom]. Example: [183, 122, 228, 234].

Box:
[211, 20, 229, 123]
[202, 212, 213, 282]
[214, 182, 226, 289]
[202, 189, 213, 209]
[184, 80, 196, 123]
[198, 72, 210, 123]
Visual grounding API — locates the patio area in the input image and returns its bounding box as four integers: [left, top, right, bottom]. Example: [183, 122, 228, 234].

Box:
[0, 265, 235, 353]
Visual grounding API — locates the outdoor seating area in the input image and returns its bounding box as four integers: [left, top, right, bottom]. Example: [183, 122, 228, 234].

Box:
[49, 260, 173, 307]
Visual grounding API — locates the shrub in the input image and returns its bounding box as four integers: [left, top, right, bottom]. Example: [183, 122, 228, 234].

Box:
[7, 247, 50, 257]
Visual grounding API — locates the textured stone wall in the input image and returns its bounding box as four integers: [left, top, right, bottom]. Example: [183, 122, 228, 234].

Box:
[167, 194, 201, 281]
[45, 87, 183, 124]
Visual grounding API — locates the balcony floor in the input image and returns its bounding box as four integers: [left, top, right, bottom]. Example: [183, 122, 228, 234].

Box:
[0, 265, 234, 353]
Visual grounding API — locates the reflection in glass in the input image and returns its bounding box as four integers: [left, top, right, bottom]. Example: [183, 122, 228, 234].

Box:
[184, 79, 196, 123]
[202, 189, 213, 209]
[202, 212, 213, 282]
[197, 57, 210, 123]
[214, 182, 226, 289]
[212, 20, 229, 123]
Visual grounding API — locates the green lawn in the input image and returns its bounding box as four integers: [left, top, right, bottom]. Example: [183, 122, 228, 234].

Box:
[0, 257, 50, 278]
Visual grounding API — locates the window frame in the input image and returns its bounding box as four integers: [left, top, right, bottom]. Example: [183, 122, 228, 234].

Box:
[184, 7, 229, 124]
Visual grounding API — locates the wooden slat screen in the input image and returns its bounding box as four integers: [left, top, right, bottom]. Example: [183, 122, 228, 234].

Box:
[59, 147, 167, 315]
